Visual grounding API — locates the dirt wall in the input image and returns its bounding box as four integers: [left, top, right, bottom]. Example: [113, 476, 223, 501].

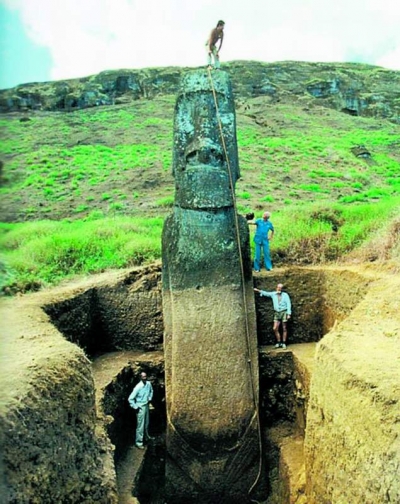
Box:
[0, 296, 117, 503]
[44, 263, 163, 357]
[1, 262, 396, 503]
[305, 273, 400, 503]
[97, 265, 369, 351]
[43, 265, 369, 354]
[253, 267, 371, 345]
[259, 351, 297, 426]
[100, 358, 165, 461]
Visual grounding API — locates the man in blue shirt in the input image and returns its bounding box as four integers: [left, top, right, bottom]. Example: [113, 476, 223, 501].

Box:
[249, 212, 274, 272]
[254, 283, 292, 349]
[128, 372, 154, 449]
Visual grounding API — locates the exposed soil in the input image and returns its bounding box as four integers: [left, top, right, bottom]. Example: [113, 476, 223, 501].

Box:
[1, 260, 399, 503]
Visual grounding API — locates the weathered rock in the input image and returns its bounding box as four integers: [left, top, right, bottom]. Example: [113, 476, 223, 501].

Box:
[162, 69, 260, 503]
[0, 62, 399, 123]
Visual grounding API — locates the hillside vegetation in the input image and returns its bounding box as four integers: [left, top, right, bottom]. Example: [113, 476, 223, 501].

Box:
[0, 62, 399, 293]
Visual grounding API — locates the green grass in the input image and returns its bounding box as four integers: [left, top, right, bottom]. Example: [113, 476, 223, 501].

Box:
[261, 197, 400, 262]
[1, 96, 398, 224]
[0, 85, 399, 293]
[0, 99, 174, 219]
[1, 197, 399, 293]
[155, 195, 174, 207]
[238, 191, 251, 199]
[0, 216, 163, 292]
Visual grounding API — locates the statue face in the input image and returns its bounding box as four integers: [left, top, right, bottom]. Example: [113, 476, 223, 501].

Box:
[172, 72, 239, 209]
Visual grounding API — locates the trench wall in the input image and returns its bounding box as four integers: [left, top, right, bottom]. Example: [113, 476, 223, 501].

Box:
[0, 296, 117, 504]
[43, 263, 163, 356]
[304, 273, 400, 503]
[253, 267, 370, 345]
[44, 265, 370, 355]
[2, 263, 397, 504]
[100, 358, 166, 461]
[259, 351, 297, 426]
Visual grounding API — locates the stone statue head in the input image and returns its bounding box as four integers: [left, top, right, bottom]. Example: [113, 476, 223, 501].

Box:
[172, 70, 240, 209]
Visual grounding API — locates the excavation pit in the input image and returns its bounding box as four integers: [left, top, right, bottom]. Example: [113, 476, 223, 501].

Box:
[2, 264, 399, 503]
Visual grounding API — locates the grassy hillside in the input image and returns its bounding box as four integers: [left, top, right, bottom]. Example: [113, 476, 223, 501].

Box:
[0, 94, 399, 222]
[1, 67, 399, 293]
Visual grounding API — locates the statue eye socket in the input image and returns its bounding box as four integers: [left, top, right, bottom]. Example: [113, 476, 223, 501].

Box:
[210, 149, 224, 163]
[186, 151, 197, 163]
[184, 149, 224, 165]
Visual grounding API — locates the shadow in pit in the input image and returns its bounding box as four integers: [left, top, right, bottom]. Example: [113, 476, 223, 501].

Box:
[135, 438, 166, 504]
[258, 345, 316, 504]
[101, 361, 270, 504]
[42, 264, 164, 359]
[100, 362, 166, 502]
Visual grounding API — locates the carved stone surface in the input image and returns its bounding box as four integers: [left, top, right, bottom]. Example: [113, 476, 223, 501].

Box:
[162, 69, 260, 503]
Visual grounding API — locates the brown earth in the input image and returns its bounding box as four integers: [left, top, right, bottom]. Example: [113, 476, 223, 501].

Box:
[304, 264, 400, 504]
[1, 260, 399, 503]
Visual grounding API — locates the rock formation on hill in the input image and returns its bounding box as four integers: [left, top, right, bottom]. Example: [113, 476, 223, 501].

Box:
[1, 61, 399, 124]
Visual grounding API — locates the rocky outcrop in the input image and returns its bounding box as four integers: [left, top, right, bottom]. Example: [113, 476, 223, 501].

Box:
[0, 61, 399, 123]
[0, 67, 183, 112]
[162, 69, 260, 503]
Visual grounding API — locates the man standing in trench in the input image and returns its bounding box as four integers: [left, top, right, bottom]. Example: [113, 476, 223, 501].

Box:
[254, 283, 292, 349]
[128, 371, 154, 449]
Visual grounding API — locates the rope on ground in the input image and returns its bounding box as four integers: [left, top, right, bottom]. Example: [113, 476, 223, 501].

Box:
[207, 66, 263, 496]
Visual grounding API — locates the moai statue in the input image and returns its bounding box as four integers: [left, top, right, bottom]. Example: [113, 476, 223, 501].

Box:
[162, 70, 260, 503]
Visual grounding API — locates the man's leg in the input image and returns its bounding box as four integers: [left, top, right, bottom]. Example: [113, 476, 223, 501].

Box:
[273, 320, 281, 347]
[254, 243, 261, 271]
[263, 241, 272, 271]
[135, 407, 145, 447]
[214, 47, 220, 69]
[281, 322, 288, 348]
[207, 46, 217, 68]
[143, 404, 151, 441]
[207, 49, 212, 68]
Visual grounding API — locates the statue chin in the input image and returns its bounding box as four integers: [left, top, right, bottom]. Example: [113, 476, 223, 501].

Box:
[176, 165, 234, 209]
